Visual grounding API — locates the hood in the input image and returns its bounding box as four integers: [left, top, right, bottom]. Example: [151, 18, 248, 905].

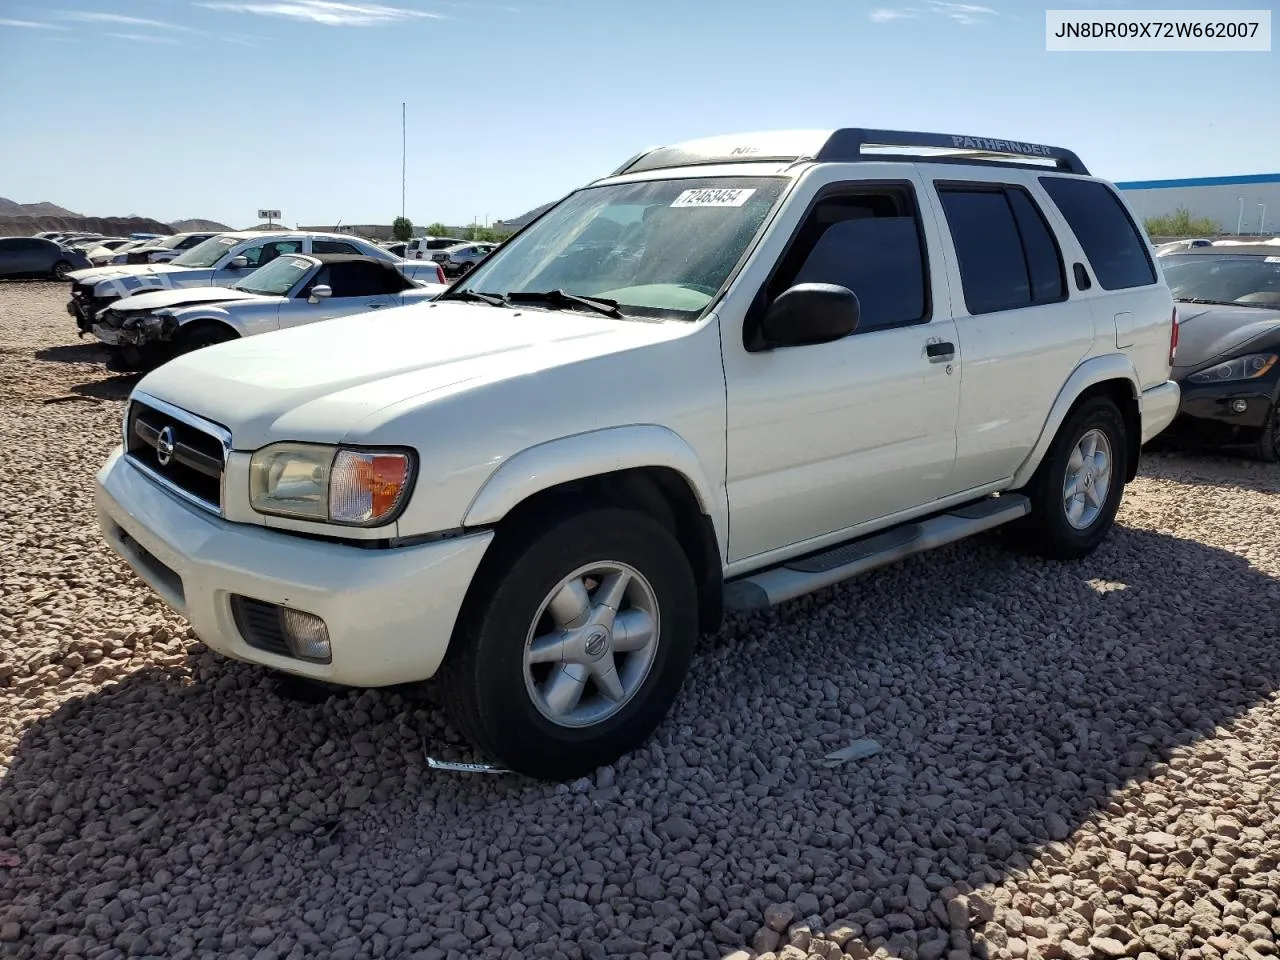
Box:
[135, 300, 689, 449]
[112, 286, 268, 313]
[67, 262, 188, 284]
[1173, 302, 1280, 377]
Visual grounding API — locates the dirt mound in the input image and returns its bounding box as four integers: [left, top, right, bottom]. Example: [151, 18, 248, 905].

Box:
[0, 214, 175, 239]
[169, 218, 234, 233]
[0, 197, 81, 218]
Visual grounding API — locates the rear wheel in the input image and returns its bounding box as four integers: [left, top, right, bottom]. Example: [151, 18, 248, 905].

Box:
[52, 260, 73, 280]
[1008, 396, 1129, 560]
[438, 506, 698, 780]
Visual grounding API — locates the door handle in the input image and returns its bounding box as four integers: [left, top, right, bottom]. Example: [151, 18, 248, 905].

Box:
[925, 341, 955, 362]
[367, 302, 385, 309]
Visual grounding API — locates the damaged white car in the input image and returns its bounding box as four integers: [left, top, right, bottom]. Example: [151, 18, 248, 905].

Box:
[66, 231, 445, 333]
[92, 253, 448, 369]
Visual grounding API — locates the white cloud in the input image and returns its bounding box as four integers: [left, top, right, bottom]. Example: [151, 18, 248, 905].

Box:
[198, 1, 445, 26]
[869, 8, 920, 22]
[0, 18, 69, 29]
[106, 32, 186, 44]
[58, 11, 190, 31]
[925, 0, 999, 22]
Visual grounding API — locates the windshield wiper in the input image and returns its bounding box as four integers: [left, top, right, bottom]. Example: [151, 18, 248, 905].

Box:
[505, 289, 622, 318]
[1176, 297, 1245, 306]
[442, 289, 508, 308]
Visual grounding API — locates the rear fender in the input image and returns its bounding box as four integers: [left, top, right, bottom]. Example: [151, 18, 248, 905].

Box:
[1009, 353, 1140, 489]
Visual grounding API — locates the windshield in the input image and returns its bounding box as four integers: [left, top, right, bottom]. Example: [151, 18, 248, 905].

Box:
[450, 176, 789, 320]
[156, 234, 189, 250]
[172, 235, 239, 268]
[232, 255, 313, 296]
[1161, 253, 1280, 308]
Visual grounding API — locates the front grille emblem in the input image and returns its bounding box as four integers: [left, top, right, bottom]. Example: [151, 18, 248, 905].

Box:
[155, 425, 176, 466]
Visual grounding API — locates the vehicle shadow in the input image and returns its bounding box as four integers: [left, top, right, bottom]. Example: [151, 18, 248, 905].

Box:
[1140, 446, 1279, 493]
[33, 343, 111, 366]
[1, 524, 1276, 959]
[69, 374, 141, 402]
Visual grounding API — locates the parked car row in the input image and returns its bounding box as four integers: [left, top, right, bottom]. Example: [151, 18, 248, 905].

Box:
[63, 229, 448, 369]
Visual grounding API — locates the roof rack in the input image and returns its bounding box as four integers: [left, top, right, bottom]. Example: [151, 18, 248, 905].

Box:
[609, 128, 1090, 178]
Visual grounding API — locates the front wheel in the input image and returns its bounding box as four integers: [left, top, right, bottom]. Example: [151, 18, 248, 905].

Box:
[174, 323, 237, 356]
[1254, 400, 1280, 463]
[438, 507, 698, 780]
[1008, 396, 1129, 560]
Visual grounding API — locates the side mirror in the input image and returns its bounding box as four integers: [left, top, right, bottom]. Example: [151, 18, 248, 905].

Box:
[308, 285, 332, 304]
[227, 256, 249, 270]
[757, 283, 860, 349]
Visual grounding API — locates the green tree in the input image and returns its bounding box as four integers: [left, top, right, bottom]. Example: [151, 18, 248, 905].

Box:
[423, 222, 449, 237]
[1144, 207, 1221, 238]
[392, 217, 414, 242]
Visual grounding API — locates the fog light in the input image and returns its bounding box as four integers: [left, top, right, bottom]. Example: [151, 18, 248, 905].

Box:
[1231, 399, 1248, 414]
[280, 608, 332, 663]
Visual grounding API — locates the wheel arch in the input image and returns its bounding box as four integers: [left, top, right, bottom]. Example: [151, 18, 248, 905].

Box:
[463, 427, 726, 634]
[174, 315, 244, 342]
[1010, 354, 1142, 489]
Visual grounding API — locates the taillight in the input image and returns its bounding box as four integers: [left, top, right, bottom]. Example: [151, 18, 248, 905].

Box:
[436, 265, 445, 284]
[1169, 306, 1179, 366]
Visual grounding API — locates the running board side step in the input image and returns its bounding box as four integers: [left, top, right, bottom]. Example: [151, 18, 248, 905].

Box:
[722, 494, 1031, 611]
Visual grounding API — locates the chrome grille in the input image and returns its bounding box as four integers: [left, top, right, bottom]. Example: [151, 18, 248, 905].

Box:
[124, 394, 230, 513]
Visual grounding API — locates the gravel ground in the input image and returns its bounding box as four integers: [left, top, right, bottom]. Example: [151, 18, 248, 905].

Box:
[1, 280, 1279, 960]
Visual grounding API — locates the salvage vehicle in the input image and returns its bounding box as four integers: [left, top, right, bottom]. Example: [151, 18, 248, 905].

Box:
[118, 231, 220, 265]
[433, 241, 498, 277]
[0, 236, 92, 280]
[95, 128, 1180, 780]
[92, 253, 448, 369]
[66, 231, 436, 333]
[1157, 244, 1280, 460]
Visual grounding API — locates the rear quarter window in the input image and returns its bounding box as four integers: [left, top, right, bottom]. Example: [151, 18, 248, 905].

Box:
[1039, 176, 1157, 291]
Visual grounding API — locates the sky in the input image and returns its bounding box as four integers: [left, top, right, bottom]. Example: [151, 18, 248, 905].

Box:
[0, 0, 1276, 229]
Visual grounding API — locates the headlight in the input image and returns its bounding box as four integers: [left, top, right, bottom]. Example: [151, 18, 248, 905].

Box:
[248, 443, 415, 527]
[1187, 353, 1278, 384]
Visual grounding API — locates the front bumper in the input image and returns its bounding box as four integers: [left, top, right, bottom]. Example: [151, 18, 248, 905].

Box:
[95, 446, 494, 687]
[1162, 371, 1278, 446]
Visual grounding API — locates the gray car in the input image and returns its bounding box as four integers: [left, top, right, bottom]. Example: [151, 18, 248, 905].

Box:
[431, 241, 499, 277]
[0, 236, 93, 280]
[91, 252, 447, 369]
[65, 230, 420, 333]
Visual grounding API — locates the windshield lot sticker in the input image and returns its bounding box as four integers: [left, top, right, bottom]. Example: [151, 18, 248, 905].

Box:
[670, 188, 756, 208]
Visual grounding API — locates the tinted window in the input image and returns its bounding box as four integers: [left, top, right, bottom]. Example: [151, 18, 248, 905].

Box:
[1007, 189, 1065, 301]
[0, 239, 21, 252]
[938, 186, 1066, 315]
[240, 240, 303, 268]
[938, 190, 1029, 314]
[312, 240, 361, 255]
[1039, 176, 1156, 290]
[326, 261, 404, 297]
[769, 191, 928, 332]
[176, 235, 207, 249]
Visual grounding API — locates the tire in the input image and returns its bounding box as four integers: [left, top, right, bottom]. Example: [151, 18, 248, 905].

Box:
[1254, 400, 1280, 463]
[175, 323, 237, 356]
[52, 260, 73, 281]
[1008, 396, 1129, 560]
[438, 506, 698, 780]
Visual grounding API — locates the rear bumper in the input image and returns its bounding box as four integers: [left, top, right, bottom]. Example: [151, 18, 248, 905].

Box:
[1139, 380, 1182, 444]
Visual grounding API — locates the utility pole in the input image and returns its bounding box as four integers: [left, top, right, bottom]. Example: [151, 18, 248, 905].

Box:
[401, 102, 407, 221]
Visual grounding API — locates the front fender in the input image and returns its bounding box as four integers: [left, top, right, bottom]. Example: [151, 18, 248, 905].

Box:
[169, 307, 253, 338]
[462, 424, 726, 551]
[1009, 353, 1139, 489]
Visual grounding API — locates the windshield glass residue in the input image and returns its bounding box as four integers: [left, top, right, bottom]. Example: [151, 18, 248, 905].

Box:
[449, 176, 788, 320]
[172, 235, 239, 268]
[1160, 253, 1280, 308]
[232, 255, 313, 296]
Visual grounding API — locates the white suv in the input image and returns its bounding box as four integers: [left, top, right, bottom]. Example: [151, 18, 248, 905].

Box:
[95, 128, 1181, 780]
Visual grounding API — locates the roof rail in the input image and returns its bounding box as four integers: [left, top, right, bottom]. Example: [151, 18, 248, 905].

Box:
[609, 128, 1090, 178]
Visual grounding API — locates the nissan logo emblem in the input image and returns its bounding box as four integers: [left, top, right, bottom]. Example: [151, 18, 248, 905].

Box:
[155, 426, 176, 466]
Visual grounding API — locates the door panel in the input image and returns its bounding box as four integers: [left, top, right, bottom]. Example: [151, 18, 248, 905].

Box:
[721, 166, 962, 563]
[923, 174, 1096, 490]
